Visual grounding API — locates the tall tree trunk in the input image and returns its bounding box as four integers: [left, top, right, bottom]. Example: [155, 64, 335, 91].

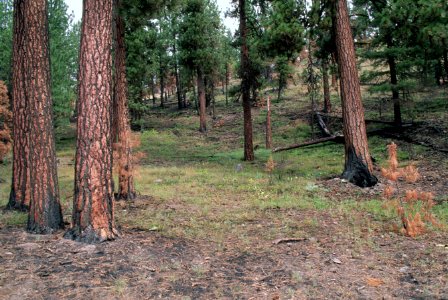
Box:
[443, 40, 448, 82]
[160, 68, 165, 108]
[66, 0, 119, 243]
[266, 96, 272, 149]
[322, 59, 332, 113]
[113, 0, 135, 201]
[240, 0, 254, 161]
[435, 60, 442, 86]
[11, 0, 64, 232]
[8, 0, 30, 211]
[173, 42, 183, 109]
[197, 69, 206, 132]
[386, 37, 402, 127]
[211, 81, 216, 119]
[225, 63, 229, 106]
[151, 78, 156, 106]
[334, 0, 377, 187]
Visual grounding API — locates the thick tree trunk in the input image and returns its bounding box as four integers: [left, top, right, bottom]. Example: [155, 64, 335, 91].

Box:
[8, 0, 31, 211]
[11, 0, 64, 232]
[322, 59, 331, 113]
[266, 96, 272, 149]
[386, 37, 402, 127]
[239, 0, 254, 161]
[113, 0, 135, 201]
[197, 69, 207, 132]
[66, 0, 119, 243]
[334, 0, 377, 187]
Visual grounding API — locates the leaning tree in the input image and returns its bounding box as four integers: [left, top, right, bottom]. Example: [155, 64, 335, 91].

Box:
[333, 0, 378, 187]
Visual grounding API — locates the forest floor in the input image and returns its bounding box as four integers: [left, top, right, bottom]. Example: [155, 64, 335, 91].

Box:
[1, 84, 448, 299]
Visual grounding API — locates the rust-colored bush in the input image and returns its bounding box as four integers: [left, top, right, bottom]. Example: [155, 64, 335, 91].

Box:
[0, 80, 12, 162]
[382, 142, 440, 237]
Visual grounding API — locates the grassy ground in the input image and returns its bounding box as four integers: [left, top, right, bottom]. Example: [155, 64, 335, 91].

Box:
[0, 83, 447, 299]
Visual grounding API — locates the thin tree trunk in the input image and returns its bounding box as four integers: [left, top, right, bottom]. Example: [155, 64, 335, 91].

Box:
[322, 59, 332, 113]
[151, 78, 156, 106]
[211, 81, 216, 119]
[12, 0, 64, 232]
[334, 0, 377, 187]
[66, 0, 119, 243]
[173, 42, 183, 109]
[197, 69, 207, 132]
[443, 40, 448, 82]
[160, 69, 165, 108]
[386, 36, 402, 127]
[240, 0, 254, 161]
[8, 0, 30, 211]
[225, 63, 229, 106]
[113, 0, 135, 201]
[266, 96, 272, 149]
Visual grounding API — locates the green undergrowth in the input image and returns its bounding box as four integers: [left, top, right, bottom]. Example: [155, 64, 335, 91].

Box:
[0, 85, 446, 243]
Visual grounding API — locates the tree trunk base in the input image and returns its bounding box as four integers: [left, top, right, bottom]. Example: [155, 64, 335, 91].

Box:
[342, 148, 378, 187]
[115, 191, 136, 201]
[64, 226, 120, 243]
[6, 190, 28, 211]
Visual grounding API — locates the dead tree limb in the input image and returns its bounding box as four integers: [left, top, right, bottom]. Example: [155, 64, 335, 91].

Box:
[273, 136, 343, 153]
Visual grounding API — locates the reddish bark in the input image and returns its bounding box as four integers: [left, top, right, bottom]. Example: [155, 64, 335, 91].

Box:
[66, 0, 119, 242]
[113, 0, 136, 201]
[8, 0, 31, 210]
[239, 0, 254, 161]
[334, 0, 377, 187]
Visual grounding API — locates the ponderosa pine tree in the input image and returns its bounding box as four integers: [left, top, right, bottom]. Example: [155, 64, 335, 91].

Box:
[8, 0, 30, 210]
[66, 0, 119, 242]
[239, 0, 254, 160]
[113, 0, 136, 201]
[9, 0, 64, 232]
[333, 0, 377, 187]
[178, 0, 221, 133]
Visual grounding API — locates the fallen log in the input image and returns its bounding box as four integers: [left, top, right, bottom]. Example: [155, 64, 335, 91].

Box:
[273, 135, 344, 153]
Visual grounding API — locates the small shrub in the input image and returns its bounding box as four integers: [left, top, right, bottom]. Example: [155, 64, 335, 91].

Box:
[382, 142, 440, 237]
[0, 80, 12, 163]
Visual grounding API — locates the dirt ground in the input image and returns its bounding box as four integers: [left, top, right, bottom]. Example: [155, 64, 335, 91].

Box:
[1, 204, 447, 300]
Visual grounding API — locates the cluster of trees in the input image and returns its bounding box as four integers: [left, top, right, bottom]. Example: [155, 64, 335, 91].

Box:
[5, 0, 134, 242]
[353, 0, 448, 126]
[2, 0, 446, 242]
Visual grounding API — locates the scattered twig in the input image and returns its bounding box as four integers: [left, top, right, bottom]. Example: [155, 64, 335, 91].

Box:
[272, 237, 307, 245]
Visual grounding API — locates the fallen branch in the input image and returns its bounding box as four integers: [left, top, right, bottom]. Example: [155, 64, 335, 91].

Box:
[272, 237, 307, 245]
[273, 135, 343, 153]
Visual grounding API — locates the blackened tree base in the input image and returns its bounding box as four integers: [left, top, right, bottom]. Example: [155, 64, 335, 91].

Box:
[342, 148, 378, 188]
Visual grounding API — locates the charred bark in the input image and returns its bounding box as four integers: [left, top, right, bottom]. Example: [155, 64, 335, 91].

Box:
[66, 0, 119, 243]
[240, 0, 254, 161]
[113, 0, 136, 201]
[333, 0, 377, 187]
